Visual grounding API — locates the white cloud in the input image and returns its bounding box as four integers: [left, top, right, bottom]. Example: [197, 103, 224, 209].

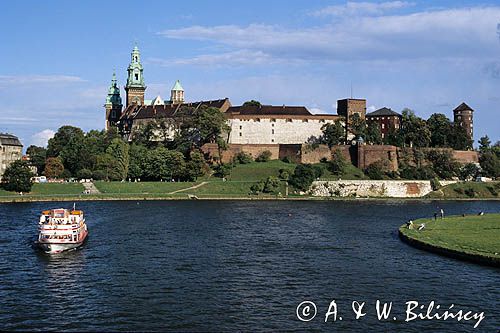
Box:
[158, 7, 500, 64]
[311, 1, 414, 17]
[0, 75, 85, 86]
[367, 105, 377, 112]
[148, 49, 278, 67]
[31, 129, 55, 147]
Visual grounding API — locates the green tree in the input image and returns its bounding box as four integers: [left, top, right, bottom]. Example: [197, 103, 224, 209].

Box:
[321, 120, 345, 147]
[427, 113, 451, 147]
[479, 151, 500, 178]
[46, 125, 85, 158]
[26, 145, 47, 176]
[128, 144, 149, 180]
[426, 150, 460, 179]
[234, 152, 253, 164]
[364, 159, 391, 180]
[145, 147, 185, 181]
[106, 138, 129, 180]
[459, 163, 480, 181]
[365, 122, 383, 144]
[44, 157, 64, 178]
[329, 149, 347, 176]
[289, 164, 316, 191]
[250, 180, 265, 194]
[185, 150, 208, 181]
[349, 113, 366, 140]
[399, 109, 430, 147]
[263, 176, 280, 193]
[76, 168, 93, 180]
[448, 124, 472, 150]
[1, 160, 34, 192]
[478, 135, 491, 153]
[242, 100, 262, 107]
[95, 153, 122, 181]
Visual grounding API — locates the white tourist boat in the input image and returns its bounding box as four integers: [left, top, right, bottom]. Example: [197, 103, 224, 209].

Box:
[36, 207, 88, 254]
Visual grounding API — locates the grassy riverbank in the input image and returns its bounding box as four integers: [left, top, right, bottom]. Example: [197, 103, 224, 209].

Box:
[426, 181, 500, 199]
[399, 214, 500, 265]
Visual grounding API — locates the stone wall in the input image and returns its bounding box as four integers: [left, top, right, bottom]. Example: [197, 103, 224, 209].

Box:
[201, 143, 280, 163]
[453, 150, 479, 164]
[357, 145, 398, 171]
[0, 145, 22, 178]
[397, 147, 479, 166]
[310, 180, 434, 198]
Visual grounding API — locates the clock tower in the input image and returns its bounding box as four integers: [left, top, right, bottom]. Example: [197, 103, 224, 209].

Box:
[125, 45, 146, 107]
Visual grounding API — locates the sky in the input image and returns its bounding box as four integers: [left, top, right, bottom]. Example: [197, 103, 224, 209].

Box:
[1, 0, 499, 148]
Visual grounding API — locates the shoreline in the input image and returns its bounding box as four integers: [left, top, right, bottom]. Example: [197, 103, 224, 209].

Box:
[1, 195, 500, 203]
[399, 215, 500, 268]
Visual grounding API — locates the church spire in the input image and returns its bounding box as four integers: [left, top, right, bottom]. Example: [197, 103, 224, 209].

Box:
[125, 44, 146, 106]
[105, 71, 123, 130]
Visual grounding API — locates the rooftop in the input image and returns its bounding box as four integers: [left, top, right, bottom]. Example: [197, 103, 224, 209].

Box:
[0, 133, 23, 147]
[366, 107, 401, 117]
[454, 102, 474, 112]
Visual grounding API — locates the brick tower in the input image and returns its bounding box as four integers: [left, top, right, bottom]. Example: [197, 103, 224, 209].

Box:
[453, 102, 474, 143]
[125, 45, 146, 106]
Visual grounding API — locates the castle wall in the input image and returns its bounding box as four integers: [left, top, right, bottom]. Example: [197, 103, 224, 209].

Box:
[201, 143, 280, 163]
[0, 145, 22, 178]
[227, 117, 338, 145]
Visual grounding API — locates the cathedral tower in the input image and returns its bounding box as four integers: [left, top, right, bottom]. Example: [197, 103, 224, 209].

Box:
[125, 45, 146, 106]
[170, 80, 184, 104]
[105, 72, 123, 130]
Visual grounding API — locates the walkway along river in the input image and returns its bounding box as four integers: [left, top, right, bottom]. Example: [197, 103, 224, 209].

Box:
[0, 200, 498, 331]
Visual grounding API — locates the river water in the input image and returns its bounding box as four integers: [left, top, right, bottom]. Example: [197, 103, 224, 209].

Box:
[0, 200, 498, 332]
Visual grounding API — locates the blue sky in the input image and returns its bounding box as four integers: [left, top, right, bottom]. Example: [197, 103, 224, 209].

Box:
[1, 0, 499, 148]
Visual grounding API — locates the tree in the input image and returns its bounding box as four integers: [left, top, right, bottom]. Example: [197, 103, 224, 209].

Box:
[427, 113, 451, 147]
[243, 100, 262, 107]
[250, 181, 265, 194]
[289, 164, 316, 191]
[255, 150, 272, 162]
[193, 106, 230, 146]
[448, 124, 472, 150]
[329, 149, 347, 175]
[478, 135, 491, 153]
[185, 150, 208, 181]
[76, 168, 93, 180]
[145, 147, 185, 181]
[349, 113, 366, 140]
[426, 150, 460, 179]
[399, 109, 430, 147]
[263, 176, 280, 193]
[106, 138, 129, 180]
[95, 153, 123, 181]
[234, 152, 253, 164]
[321, 120, 345, 147]
[128, 144, 149, 180]
[1, 160, 34, 192]
[365, 122, 383, 144]
[364, 159, 391, 180]
[46, 125, 85, 158]
[479, 151, 500, 178]
[26, 145, 47, 176]
[459, 163, 480, 181]
[44, 157, 64, 178]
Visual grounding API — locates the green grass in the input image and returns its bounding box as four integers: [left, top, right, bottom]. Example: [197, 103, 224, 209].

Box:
[426, 181, 500, 199]
[400, 214, 500, 259]
[0, 183, 85, 197]
[226, 160, 296, 181]
[316, 162, 368, 180]
[94, 181, 198, 194]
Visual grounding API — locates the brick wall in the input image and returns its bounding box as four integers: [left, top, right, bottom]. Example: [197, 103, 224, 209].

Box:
[201, 143, 280, 163]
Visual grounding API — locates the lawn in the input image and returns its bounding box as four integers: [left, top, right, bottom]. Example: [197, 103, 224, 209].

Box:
[399, 213, 500, 259]
[426, 181, 500, 199]
[94, 181, 198, 194]
[225, 160, 296, 182]
[0, 183, 85, 197]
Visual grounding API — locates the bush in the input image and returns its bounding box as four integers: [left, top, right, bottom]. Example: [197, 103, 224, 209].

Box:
[289, 164, 316, 191]
[92, 170, 107, 181]
[214, 163, 232, 178]
[430, 177, 442, 191]
[263, 176, 280, 193]
[281, 156, 292, 163]
[250, 181, 265, 195]
[278, 168, 290, 180]
[312, 164, 325, 179]
[329, 150, 347, 176]
[365, 159, 391, 180]
[234, 152, 253, 164]
[464, 187, 476, 198]
[1, 160, 34, 192]
[60, 169, 72, 180]
[76, 168, 93, 180]
[400, 165, 436, 180]
[255, 150, 272, 162]
[459, 163, 480, 181]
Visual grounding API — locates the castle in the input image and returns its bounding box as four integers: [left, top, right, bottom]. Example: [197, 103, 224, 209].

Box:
[105, 45, 474, 146]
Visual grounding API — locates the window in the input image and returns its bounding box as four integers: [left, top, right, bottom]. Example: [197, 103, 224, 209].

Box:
[382, 133, 385, 138]
[319, 119, 325, 123]
[135, 73, 139, 80]
[272, 139, 275, 143]
[286, 118, 292, 123]
[239, 125, 242, 129]
[111, 110, 116, 118]
[255, 118, 260, 122]
[302, 119, 308, 123]
[457, 116, 461, 120]
[381, 124, 385, 129]
[272, 123, 274, 127]
[239, 132, 242, 137]
[272, 129, 275, 134]
[270, 118, 276, 122]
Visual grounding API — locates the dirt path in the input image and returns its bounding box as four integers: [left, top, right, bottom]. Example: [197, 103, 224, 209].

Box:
[83, 182, 100, 194]
[168, 181, 208, 195]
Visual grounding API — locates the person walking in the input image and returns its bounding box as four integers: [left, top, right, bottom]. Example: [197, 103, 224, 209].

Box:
[440, 208, 444, 219]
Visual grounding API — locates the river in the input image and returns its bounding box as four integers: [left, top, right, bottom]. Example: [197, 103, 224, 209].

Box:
[0, 200, 498, 331]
